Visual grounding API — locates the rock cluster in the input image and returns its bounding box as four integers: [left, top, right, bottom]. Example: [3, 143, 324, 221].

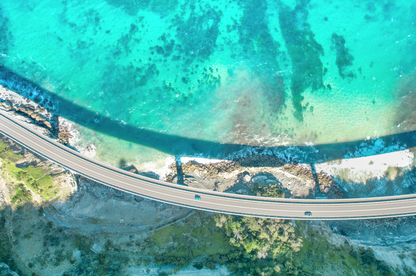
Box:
[0, 98, 75, 146]
[57, 127, 73, 145]
[166, 155, 346, 199]
[316, 171, 345, 199]
[281, 163, 314, 180]
[279, 163, 345, 198]
[166, 160, 241, 182]
[1, 101, 53, 130]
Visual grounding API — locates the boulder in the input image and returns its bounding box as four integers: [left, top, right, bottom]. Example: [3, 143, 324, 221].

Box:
[43, 120, 52, 129]
[18, 105, 26, 112]
[24, 104, 35, 110]
[0, 102, 11, 110]
[35, 114, 46, 122]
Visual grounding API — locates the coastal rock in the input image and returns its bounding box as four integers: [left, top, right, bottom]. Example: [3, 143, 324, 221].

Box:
[24, 104, 35, 110]
[43, 120, 52, 129]
[140, 172, 159, 180]
[57, 129, 73, 144]
[0, 101, 11, 110]
[30, 112, 38, 119]
[17, 105, 25, 112]
[165, 156, 345, 200]
[316, 171, 345, 199]
[35, 114, 46, 122]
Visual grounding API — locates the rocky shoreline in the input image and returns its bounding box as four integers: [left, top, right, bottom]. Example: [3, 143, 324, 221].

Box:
[0, 85, 74, 145]
[165, 155, 345, 199]
[1, 85, 416, 275]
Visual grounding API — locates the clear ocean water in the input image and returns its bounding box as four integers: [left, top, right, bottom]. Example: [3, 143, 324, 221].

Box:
[0, 0, 415, 169]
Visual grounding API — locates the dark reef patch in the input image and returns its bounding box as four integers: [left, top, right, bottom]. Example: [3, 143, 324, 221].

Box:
[143, 4, 224, 101]
[278, 0, 324, 121]
[155, 33, 176, 58]
[60, 2, 102, 36]
[105, 0, 151, 16]
[172, 7, 221, 64]
[331, 33, 355, 79]
[235, 0, 286, 114]
[237, 0, 281, 63]
[112, 23, 140, 58]
[150, 0, 178, 14]
[106, 0, 178, 16]
[363, 0, 398, 22]
[0, 6, 12, 56]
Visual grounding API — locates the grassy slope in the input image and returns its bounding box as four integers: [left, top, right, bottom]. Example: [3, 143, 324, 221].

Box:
[0, 141, 57, 203]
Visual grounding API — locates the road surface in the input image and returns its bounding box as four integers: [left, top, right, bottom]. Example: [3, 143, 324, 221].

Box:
[1, 111, 416, 220]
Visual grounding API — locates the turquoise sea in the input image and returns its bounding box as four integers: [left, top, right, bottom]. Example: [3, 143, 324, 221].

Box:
[0, 0, 415, 169]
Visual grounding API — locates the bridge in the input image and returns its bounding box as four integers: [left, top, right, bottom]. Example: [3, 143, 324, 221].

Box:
[1, 110, 416, 220]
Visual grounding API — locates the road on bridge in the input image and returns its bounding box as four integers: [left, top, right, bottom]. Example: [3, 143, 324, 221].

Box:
[1, 110, 416, 220]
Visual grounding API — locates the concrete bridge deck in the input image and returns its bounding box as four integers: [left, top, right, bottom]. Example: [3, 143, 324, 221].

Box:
[1, 111, 416, 220]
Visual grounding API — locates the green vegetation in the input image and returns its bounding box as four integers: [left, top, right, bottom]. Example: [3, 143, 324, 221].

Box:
[11, 183, 32, 205]
[0, 213, 12, 261]
[253, 183, 284, 198]
[215, 214, 302, 258]
[152, 212, 233, 271]
[216, 184, 301, 259]
[140, 184, 397, 275]
[211, 184, 302, 275]
[0, 210, 18, 273]
[210, 184, 395, 276]
[297, 222, 394, 276]
[72, 234, 92, 253]
[0, 142, 20, 162]
[0, 141, 58, 201]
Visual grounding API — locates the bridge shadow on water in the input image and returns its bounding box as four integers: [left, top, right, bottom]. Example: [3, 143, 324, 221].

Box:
[1, 64, 416, 165]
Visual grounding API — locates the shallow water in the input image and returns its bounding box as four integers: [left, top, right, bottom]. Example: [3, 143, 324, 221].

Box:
[0, 0, 415, 168]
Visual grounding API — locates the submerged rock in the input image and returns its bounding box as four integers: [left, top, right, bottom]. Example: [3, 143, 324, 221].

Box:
[0, 263, 19, 276]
